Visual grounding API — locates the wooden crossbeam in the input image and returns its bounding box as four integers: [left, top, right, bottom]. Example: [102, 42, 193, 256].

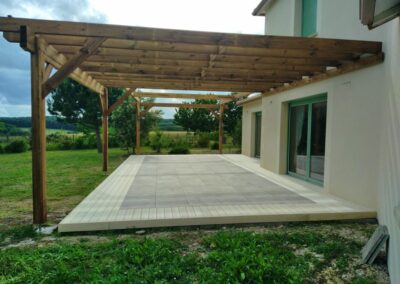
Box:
[42, 37, 106, 96]
[101, 79, 277, 92]
[83, 55, 338, 69]
[140, 102, 223, 109]
[88, 73, 294, 85]
[237, 54, 384, 106]
[36, 37, 105, 95]
[54, 44, 357, 63]
[38, 35, 382, 56]
[80, 64, 305, 79]
[134, 92, 234, 101]
[80, 59, 327, 73]
[0, 17, 382, 53]
[107, 88, 136, 115]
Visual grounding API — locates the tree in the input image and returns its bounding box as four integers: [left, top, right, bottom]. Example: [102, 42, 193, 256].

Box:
[111, 97, 162, 153]
[0, 122, 25, 141]
[173, 98, 242, 135]
[222, 99, 242, 135]
[174, 99, 219, 132]
[47, 79, 121, 153]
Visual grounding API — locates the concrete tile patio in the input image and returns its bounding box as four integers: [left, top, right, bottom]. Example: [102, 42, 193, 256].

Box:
[58, 155, 376, 232]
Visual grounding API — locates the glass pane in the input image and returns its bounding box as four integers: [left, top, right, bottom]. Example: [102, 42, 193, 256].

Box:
[289, 105, 308, 176]
[254, 112, 262, 158]
[310, 101, 327, 181]
[301, 0, 317, 37]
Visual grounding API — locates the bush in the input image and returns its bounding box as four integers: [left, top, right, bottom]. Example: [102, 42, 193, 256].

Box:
[196, 133, 210, 148]
[150, 130, 164, 153]
[210, 141, 219, 150]
[169, 141, 190, 154]
[232, 120, 242, 146]
[4, 139, 28, 153]
[0, 144, 4, 154]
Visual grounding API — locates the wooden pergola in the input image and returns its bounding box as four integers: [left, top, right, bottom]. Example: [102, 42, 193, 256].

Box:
[0, 17, 383, 224]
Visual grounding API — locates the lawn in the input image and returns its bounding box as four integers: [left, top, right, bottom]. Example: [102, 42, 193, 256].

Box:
[0, 149, 389, 283]
[0, 222, 388, 283]
[0, 148, 127, 225]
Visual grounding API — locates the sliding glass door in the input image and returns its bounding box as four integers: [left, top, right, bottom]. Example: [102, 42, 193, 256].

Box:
[254, 112, 262, 158]
[288, 94, 327, 184]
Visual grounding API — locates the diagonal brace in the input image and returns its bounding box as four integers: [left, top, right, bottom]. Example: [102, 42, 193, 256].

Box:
[107, 88, 137, 115]
[42, 37, 106, 97]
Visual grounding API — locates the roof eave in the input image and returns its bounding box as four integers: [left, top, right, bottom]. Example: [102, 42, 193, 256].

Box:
[252, 0, 272, 16]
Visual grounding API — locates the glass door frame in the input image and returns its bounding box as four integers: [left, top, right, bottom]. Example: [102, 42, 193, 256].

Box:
[254, 111, 262, 158]
[287, 93, 327, 186]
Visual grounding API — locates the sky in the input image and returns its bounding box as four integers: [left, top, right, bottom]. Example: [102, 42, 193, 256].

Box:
[0, 0, 264, 118]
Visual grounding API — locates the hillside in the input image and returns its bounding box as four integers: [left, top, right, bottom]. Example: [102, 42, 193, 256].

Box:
[0, 117, 76, 131]
[157, 119, 183, 131]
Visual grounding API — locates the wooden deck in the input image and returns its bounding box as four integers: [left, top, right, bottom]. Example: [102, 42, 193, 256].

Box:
[58, 155, 376, 233]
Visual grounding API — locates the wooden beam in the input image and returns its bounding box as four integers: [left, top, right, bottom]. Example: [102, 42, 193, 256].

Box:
[43, 37, 106, 96]
[20, 25, 35, 52]
[43, 63, 54, 81]
[39, 35, 381, 56]
[0, 17, 382, 52]
[219, 104, 224, 154]
[81, 65, 305, 80]
[55, 44, 357, 64]
[84, 55, 340, 68]
[31, 37, 47, 224]
[80, 58, 328, 73]
[98, 78, 277, 92]
[136, 100, 141, 155]
[133, 92, 233, 101]
[140, 102, 223, 109]
[101, 89, 108, 171]
[37, 37, 105, 94]
[237, 54, 384, 106]
[107, 88, 136, 115]
[90, 72, 294, 85]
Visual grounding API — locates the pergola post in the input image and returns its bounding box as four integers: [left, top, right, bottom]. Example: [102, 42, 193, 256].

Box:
[101, 88, 109, 171]
[31, 37, 47, 224]
[219, 104, 224, 155]
[136, 99, 141, 155]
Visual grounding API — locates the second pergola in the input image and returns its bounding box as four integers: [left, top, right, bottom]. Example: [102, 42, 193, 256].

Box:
[108, 89, 234, 157]
[0, 17, 383, 224]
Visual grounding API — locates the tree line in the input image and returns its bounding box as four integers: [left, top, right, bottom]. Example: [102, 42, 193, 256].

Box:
[47, 79, 242, 154]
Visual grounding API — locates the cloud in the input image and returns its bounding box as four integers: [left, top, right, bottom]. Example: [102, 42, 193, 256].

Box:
[0, 0, 107, 23]
[0, 0, 108, 117]
[0, 93, 31, 117]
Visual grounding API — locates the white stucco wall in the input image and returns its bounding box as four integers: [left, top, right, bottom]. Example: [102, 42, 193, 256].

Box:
[376, 19, 400, 283]
[242, 101, 262, 157]
[250, 1, 400, 281]
[264, 0, 301, 36]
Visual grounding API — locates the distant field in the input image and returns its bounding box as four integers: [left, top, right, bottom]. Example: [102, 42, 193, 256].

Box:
[18, 128, 79, 135]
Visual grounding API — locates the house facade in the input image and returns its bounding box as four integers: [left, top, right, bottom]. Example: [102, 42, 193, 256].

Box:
[241, 0, 400, 282]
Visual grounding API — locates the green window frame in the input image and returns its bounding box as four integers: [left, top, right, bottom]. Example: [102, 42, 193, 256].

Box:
[287, 93, 327, 186]
[301, 0, 318, 37]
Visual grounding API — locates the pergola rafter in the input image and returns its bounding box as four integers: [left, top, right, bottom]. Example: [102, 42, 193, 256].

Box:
[0, 16, 384, 224]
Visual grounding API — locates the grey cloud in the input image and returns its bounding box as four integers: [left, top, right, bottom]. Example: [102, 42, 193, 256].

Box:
[0, 0, 108, 115]
[0, 0, 107, 23]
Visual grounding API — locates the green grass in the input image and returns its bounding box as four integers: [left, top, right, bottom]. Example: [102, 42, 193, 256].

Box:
[0, 223, 387, 283]
[0, 149, 388, 283]
[0, 148, 127, 225]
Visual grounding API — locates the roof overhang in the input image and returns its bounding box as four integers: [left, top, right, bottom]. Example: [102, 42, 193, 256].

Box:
[253, 0, 274, 16]
[0, 16, 384, 104]
[360, 0, 400, 29]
